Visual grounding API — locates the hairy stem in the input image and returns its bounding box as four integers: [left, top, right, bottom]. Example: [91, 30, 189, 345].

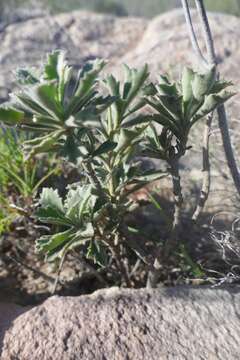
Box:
[192, 114, 212, 221]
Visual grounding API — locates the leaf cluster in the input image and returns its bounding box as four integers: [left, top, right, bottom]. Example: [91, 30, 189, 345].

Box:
[142, 67, 234, 162]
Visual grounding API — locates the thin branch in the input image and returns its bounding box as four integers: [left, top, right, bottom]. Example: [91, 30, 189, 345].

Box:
[110, 234, 132, 287]
[51, 251, 67, 294]
[181, 0, 208, 67]
[194, 0, 240, 196]
[194, 0, 216, 64]
[192, 113, 212, 221]
[216, 104, 240, 196]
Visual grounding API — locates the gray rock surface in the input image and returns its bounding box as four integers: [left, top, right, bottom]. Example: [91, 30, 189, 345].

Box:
[0, 10, 147, 101]
[1, 286, 240, 360]
[0, 302, 30, 355]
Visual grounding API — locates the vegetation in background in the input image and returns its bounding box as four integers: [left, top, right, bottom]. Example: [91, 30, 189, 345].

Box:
[0, 126, 60, 247]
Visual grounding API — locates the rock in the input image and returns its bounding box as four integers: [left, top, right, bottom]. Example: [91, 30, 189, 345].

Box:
[0, 302, 30, 355]
[0, 10, 147, 101]
[1, 286, 240, 359]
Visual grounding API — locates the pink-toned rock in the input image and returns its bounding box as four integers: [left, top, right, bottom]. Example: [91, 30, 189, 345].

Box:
[1, 286, 240, 360]
[0, 302, 30, 355]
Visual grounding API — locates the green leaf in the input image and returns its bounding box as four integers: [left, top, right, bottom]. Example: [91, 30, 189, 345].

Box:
[123, 114, 151, 128]
[150, 114, 181, 139]
[0, 107, 25, 126]
[157, 75, 179, 97]
[74, 59, 106, 99]
[182, 67, 194, 103]
[115, 128, 142, 153]
[132, 169, 168, 183]
[36, 229, 74, 255]
[210, 80, 233, 93]
[87, 239, 108, 267]
[43, 51, 60, 80]
[192, 66, 215, 101]
[36, 207, 71, 226]
[36, 188, 70, 226]
[36, 185, 95, 260]
[92, 140, 117, 157]
[43, 51, 72, 103]
[144, 97, 178, 124]
[13, 92, 51, 118]
[65, 186, 93, 224]
[156, 95, 182, 122]
[124, 64, 149, 108]
[16, 68, 39, 85]
[105, 74, 120, 97]
[23, 130, 64, 158]
[191, 90, 235, 124]
[34, 83, 63, 120]
[104, 74, 122, 121]
[39, 188, 64, 213]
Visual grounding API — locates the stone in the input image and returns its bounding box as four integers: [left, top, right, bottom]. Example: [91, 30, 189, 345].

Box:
[0, 11, 147, 102]
[1, 286, 240, 359]
[0, 302, 30, 355]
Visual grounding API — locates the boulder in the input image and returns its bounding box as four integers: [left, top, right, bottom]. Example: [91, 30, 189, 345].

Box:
[0, 302, 30, 355]
[0, 10, 147, 101]
[1, 286, 240, 359]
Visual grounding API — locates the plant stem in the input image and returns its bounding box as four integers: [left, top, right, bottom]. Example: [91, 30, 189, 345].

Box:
[112, 234, 131, 287]
[146, 158, 183, 288]
[194, 0, 216, 65]
[192, 113, 212, 221]
[164, 158, 184, 258]
[51, 250, 67, 294]
[83, 161, 131, 286]
[104, 233, 132, 287]
[181, 0, 208, 67]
